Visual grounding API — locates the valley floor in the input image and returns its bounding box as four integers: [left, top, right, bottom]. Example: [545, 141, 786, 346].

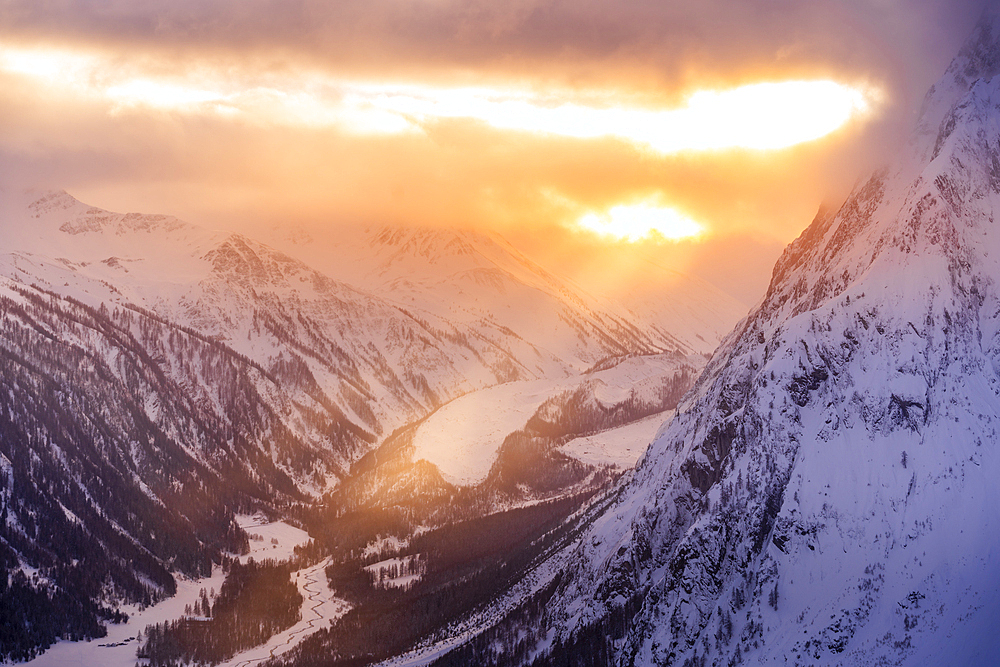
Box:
[21, 568, 228, 667]
[20, 517, 343, 667]
[218, 558, 351, 667]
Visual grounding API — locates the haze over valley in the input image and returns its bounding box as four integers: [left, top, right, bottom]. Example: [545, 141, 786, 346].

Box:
[1, 1, 998, 666]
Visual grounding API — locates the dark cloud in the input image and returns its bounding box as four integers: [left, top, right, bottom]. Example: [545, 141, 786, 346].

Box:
[0, 2, 989, 157]
[0, 1, 986, 79]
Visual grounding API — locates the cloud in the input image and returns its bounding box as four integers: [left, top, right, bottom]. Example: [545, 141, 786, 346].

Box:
[0, 0, 991, 304]
[0, 1, 985, 84]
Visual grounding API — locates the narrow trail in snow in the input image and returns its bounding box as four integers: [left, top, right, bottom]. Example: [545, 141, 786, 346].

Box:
[229, 557, 338, 667]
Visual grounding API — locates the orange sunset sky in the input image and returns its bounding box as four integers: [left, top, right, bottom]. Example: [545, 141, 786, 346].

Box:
[0, 0, 990, 303]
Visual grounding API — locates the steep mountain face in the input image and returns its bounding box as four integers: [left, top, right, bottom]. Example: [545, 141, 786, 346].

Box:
[1, 191, 526, 451]
[0, 283, 286, 660]
[439, 14, 1000, 667]
[2, 191, 733, 453]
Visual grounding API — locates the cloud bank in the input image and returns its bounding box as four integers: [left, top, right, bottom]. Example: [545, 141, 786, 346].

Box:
[0, 0, 990, 301]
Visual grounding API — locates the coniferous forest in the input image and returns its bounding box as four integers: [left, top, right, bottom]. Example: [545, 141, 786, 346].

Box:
[138, 559, 302, 667]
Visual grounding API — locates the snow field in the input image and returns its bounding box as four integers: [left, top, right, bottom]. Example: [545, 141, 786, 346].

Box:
[558, 410, 673, 469]
[22, 568, 227, 667]
[363, 555, 427, 590]
[410, 379, 560, 486]
[23, 517, 333, 667]
[411, 354, 701, 486]
[236, 514, 311, 563]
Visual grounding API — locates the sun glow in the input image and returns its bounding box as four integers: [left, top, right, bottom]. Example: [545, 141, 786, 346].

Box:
[368, 80, 874, 152]
[0, 47, 99, 81]
[0, 45, 878, 152]
[577, 202, 704, 242]
[677, 81, 872, 150]
[106, 79, 229, 110]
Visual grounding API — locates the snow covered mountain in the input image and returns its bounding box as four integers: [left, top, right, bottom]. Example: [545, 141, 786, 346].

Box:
[419, 12, 1000, 667]
[320, 352, 702, 531]
[2, 191, 742, 449]
[0, 183, 741, 660]
[1, 191, 527, 453]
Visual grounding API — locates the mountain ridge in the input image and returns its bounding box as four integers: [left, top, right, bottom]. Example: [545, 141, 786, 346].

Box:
[264, 222, 745, 359]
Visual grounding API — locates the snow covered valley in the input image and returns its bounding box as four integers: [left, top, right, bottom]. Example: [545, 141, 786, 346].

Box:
[21, 515, 342, 667]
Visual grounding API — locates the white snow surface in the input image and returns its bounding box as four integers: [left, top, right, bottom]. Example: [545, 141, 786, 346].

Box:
[0, 186, 737, 497]
[558, 410, 673, 469]
[411, 354, 700, 485]
[21, 569, 228, 667]
[411, 379, 558, 486]
[236, 514, 311, 563]
[19, 517, 330, 667]
[363, 555, 426, 590]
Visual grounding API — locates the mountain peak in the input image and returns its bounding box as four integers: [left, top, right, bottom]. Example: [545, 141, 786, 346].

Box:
[951, 8, 1000, 81]
[916, 8, 1000, 149]
[25, 188, 79, 213]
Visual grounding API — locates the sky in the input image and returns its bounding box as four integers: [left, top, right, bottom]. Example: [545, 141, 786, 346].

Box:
[0, 0, 990, 304]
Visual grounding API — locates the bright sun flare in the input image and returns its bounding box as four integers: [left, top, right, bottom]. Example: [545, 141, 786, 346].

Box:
[370, 79, 873, 152]
[577, 202, 703, 242]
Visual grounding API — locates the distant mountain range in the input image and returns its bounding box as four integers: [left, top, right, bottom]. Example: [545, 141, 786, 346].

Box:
[266, 223, 743, 358]
[0, 185, 745, 660]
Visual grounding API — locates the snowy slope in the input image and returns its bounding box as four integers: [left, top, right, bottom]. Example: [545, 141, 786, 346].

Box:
[0, 277, 292, 660]
[0, 190, 510, 451]
[318, 353, 701, 534]
[410, 379, 560, 487]
[0, 190, 732, 462]
[0, 183, 741, 661]
[439, 11, 1000, 667]
[558, 411, 671, 470]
